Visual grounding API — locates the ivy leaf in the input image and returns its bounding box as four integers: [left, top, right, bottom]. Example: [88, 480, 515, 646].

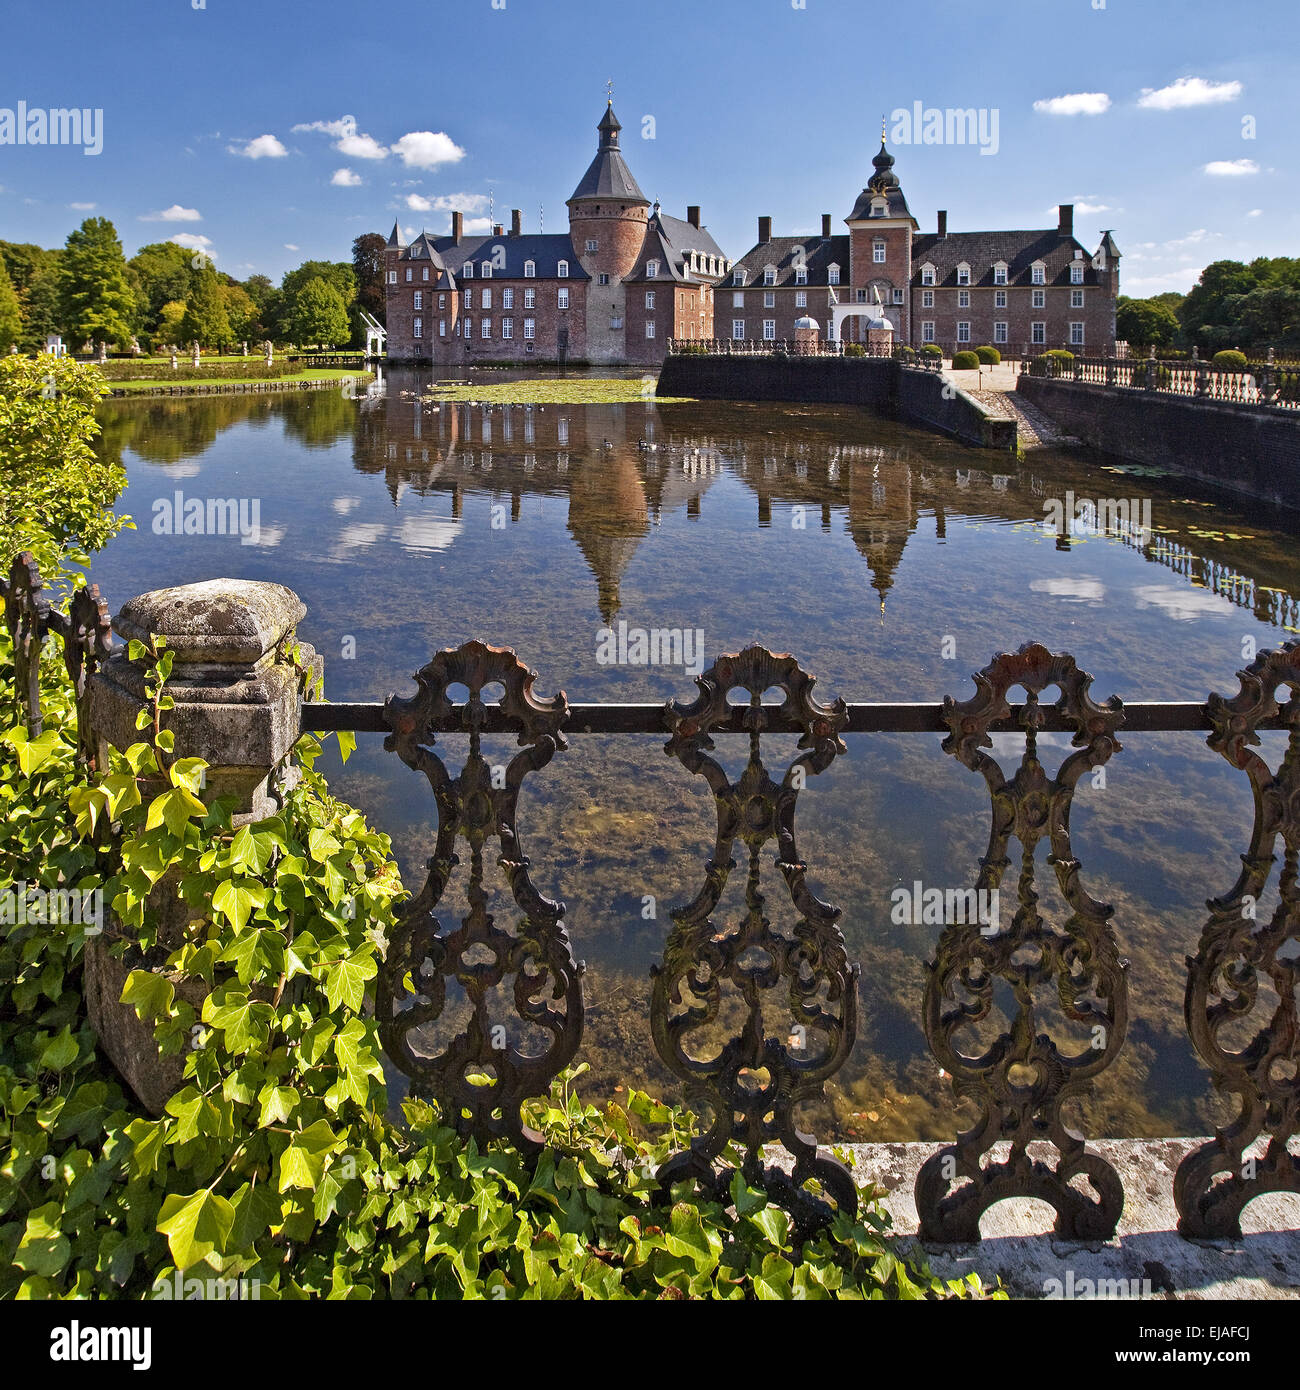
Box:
[229, 1181, 280, 1251]
[227, 825, 276, 875]
[12, 729, 62, 777]
[307, 827, 342, 862]
[157, 1189, 235, 1270]
[211, 878, 268, 933]
[324, 949, 377, 1013]
[145, 786, 207, 837]
[748, 1204, 789, 1248]
[169, 757, 208, 796]
[278, 1120, 339, 1192]
[258, 1085, 300, 1128]
[38, 1026, 80, 1072]
[203, 987, 273, 1053]
[15, 1203, 71, 1277]
[124, 1118, 166, 1178]
[121, 970, 175, 1022]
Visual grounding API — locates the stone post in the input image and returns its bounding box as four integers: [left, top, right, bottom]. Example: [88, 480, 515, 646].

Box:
[82, 579, 321, 1113]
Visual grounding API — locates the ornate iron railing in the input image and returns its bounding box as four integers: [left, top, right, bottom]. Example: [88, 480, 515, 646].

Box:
[1021, 352, 1300, 410]
[5, 550, 1299, 1244]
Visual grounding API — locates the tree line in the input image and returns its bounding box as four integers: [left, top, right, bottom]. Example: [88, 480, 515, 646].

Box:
[1117, 256, 1300, 357]
[0, 219, 388, 354]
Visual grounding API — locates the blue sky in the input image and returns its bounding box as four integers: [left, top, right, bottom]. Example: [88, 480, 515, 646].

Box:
[0, 0, 1293, 296]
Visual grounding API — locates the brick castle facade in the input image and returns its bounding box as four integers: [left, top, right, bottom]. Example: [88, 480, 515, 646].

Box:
[384, 108, 1120, 364]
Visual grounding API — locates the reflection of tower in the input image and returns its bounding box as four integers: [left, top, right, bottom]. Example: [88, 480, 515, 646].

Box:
[846, 461, 918, 614]
[566, 448, 649, 623]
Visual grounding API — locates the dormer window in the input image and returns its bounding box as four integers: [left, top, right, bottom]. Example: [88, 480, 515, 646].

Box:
[1032, 262, 1046, 285]
[956, 263, 971, 285]
[795, 266, 807, 284]
[524, 260, 536, 278]
[827, 263, 840, 285]
[463, 261, 473, 278]
[557, 259, 569, 277]
[763, 265, 777, 285]
[481, 262, 492, 277]
[1070, 264, 1084, 284]
[993, 263, 1008, 285]
[921, 264, 936, 286]
[647, 259, 660, 278]
[733, 268, 745, 286]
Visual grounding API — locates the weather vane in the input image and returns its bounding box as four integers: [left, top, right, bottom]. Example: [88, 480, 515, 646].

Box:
[607, 78, 614, 103]
[881, 114, 887, 143]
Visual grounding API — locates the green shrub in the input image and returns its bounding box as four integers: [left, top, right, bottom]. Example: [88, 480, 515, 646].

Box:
[951, 350, 980, 370]
[0, 625, 998, 1302]
[919, 343, 943, 359]
[893, 345, 917, 362]
[1046, 349, 1075, 363]
[844, 343, 866, 358]
[94, 360, 293, 382]
[975, 345, 1001, 365]
[1212, 350, 1248, 372]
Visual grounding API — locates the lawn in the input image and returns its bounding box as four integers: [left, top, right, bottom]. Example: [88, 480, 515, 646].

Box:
[422, 376, 692, 405]
[108, 368, 374, 392]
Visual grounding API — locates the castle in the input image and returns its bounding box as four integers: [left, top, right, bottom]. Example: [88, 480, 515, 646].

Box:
[383, 106, 1120, 365]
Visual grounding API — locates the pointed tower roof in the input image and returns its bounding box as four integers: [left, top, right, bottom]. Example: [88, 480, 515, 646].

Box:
[567, 103, 649, 206]
[846, 124, 916, 226]
[386, 219, 405, 249]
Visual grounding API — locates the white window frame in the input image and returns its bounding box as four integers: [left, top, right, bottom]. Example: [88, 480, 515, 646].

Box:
[501, 317, 513, 340]
[412, 317, 422, 339]
[1070, 264, 1084, 285]
[524, 260, 536, 278]
[387, 270, 397, 284]
[645, 290, 655, 309]
[422, 267, 429, 282]
[647, 259, 660, 278]
[1032, 288, 1046, 309]
[922, 289, 934, 308]
[994, 321, 1008, 344]
[956, 264, 971, 285]
[733, 268, 745, 286]
[1032, 321, 1046, 344]
[958, 289, 970, 308]
[827, 264, 840, 285]
[1031, 262, 1046, 285]
[462, 261, 473, 278]
[501, 288, 513, 309]
[994, 289, 1007, 309]
[993, 263, 1007, 285]
[762, 319, 776, 340]
[413, 290, 423, 310]
[1071, 289, 1084, 308]
[438, 319, 446, 338]
[873, 240, 887, 264]
[481, 288, 492, 309]
[524, 288, 535, 309]
[481, 262, 492, 278]
[763, 265, 777, 285]
[764, 290, 775, 308]
[523, 317, 535, 340]
[733, 291, 744, 307]
[957, 321, 971, 343]
[463, 318, 472, 339]
[921, 321, 935, 343]
[921, 265, 935, 285]
[557, 287, 570, 309]
[482, 318, 492, 339]
[463, 288, 472, 310]
[645, 321, 655, 339]
[405, 268, 412, 282]
[795, 266, 808, 285]
[1070, 321, 1085, 345]
[585, 239, 598, 253]
[732, 319, 745, 340]
[795, 290, 807, 307]
[557, 259, 569, 277]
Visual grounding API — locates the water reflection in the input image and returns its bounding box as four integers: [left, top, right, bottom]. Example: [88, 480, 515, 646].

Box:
[90, 371, 1300, 1141]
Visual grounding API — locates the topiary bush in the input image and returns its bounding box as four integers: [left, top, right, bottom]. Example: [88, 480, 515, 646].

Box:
[892, 345, 917, 362]
[919, 343, 942, 359]
[844, 343, 866, 358]
[951, 350, 980, 370]
[1046, 349, 1075, 364]
[1212, 350, 1248, 373]
[975, 346, 1001, 365]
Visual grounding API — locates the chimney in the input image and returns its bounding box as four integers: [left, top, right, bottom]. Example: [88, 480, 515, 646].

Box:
[493, 223, 504, 237]
[451, 210, 464, 242]
[510, 208, 522, 238]
[936, 210, 947, 238]
[687, 205, 700, 228]
[1058, 204, 1074, 237]
[822, 213, 832, 238]
[758, 215, 772, 244]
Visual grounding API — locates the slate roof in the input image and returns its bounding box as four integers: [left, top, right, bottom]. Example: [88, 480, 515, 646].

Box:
[568, 103, 649, 205]
[626, 210, 729, 284]
[910, 230, 1100, 287]
[400, 232, 588, 282]
[725, 235, 851, 288]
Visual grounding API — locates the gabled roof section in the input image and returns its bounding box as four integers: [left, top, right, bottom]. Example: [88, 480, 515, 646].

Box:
[419, 232, 589, 280]
[725, 234, 851, 288]
[568, 102, 650, 206]
[910, 229, 1101, 286]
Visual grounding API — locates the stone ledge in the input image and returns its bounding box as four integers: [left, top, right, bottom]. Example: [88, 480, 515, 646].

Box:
[830, 1140, 1300, 1300]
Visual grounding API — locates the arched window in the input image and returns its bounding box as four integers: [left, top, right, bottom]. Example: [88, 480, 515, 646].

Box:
[646, 259, 660, 278]
[827, 264, 840, 285]
[557, 259, 569, 277]
[524, 260, 536, 278]
[462, 261, 473, 278]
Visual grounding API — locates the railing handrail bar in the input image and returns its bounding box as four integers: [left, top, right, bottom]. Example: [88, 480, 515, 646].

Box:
[301, 698, 1265, 736]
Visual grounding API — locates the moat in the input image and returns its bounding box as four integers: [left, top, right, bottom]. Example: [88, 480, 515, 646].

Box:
[89, 369, 1300, 1143]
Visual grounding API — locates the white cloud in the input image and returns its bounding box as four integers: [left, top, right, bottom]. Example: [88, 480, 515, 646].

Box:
[169, 233, 216, 260]
[1029, 577, 1106, 603]
[292, 117, 355, 138]
[390, 130, 466, 170]
[1203, 158, 1259, 176]
[1134, 584, 1235, 622]
[406, 191, 488, 214]
[295, 115, 388, 160]
[1247, 208, 1263, 217]
[229, 134, 288, 159]
[331, 168, 362, 187]
[1138, 77, 1243, 110]
[1033, 92, 1111, 117]
[1049, 195, 1117, 217]
[283, 243, 300, 251]
[141, 203, 201, 222]
[1123, 270, 1204, 294]
[68, 201, 96, 211]
[406, 193, 434, 211]
[462, 216, 492, 235]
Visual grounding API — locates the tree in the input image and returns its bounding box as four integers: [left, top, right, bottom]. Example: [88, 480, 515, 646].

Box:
[1, 243, 63, 353]
[180, 267, 232, 349]
[281, 259, 357, 310]
[57, 218, 136, 349]
[286, 276, 350, 347]
[1116, 296, 1180, 350]
[352, 232, 386, 325]
[219, 281, 258, 344]
[154, 300, 187, 348]
[128, 242, 196, 338]
[0, 258, 21, 352]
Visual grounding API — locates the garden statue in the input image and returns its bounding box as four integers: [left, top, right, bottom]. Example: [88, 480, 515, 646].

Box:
[191, 341, 201, 368]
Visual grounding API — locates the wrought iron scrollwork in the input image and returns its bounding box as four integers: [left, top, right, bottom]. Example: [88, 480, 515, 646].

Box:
[652, 646, 858, 1238]
[0, 552, 113, 748]
[1176, 643, 1300, 1238]
[916, 643, 1128, 1242]
[376, 641, 581, 1150]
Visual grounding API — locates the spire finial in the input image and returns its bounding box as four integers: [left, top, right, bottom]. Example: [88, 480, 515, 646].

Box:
[607, 78, 614, 104]
[881, 114, 887, 145]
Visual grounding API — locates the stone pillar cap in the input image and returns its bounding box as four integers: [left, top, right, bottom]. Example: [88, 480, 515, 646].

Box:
[113, 579, 307, 666]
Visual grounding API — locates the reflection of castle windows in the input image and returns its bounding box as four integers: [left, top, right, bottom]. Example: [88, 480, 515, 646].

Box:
[687, 496, 700, 519]
[557, 453, 569, 472]
[421, 448, 428, 463]
[481, 452, 492, 471]
[828, 461, 839, 483]
[482, 413, 492, 445]
[822, 503, 832, 531]
[558, 417, 569, 446]
[388, 444, 397, 461]
[405, 447, 412, 461]
[413, 406, 421, 441]
[872, 481, 885, 505]
[525, 416, 535, 443]
[502, 407, 513, 442]
[645, 418, 655, 441]
[524, 453, 536, 472]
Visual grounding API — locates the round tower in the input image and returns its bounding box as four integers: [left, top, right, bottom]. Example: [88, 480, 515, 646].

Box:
[567, 103, 650, 364]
